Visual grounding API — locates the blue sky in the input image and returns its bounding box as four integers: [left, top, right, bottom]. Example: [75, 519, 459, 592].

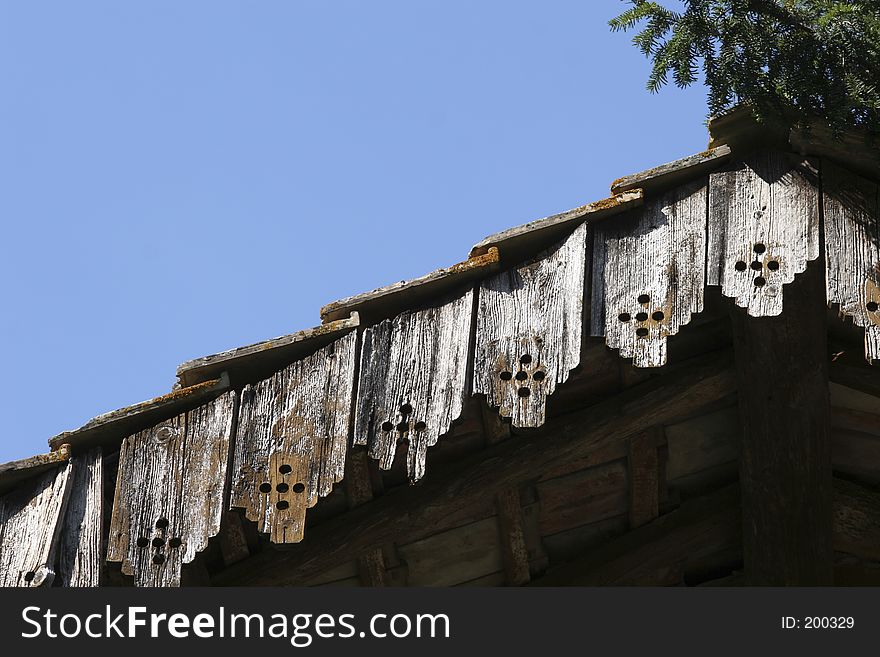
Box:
[0, 1, 706, 462]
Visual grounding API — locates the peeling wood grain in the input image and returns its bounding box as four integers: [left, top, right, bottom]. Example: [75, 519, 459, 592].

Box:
[593, 181, 707, 367]
[355, 291, 473, 481]
[230, 333, 357, 544]
[107, 391, 236, 586]
[611, 145, 731, 195]
[708, 151, 820, 316]
[474, 222, 587, 427]
[823, 161, 880, 364]
[0, 463, 72, 587]
[58, 447, 103, 587]
[177, 313, 360, 387]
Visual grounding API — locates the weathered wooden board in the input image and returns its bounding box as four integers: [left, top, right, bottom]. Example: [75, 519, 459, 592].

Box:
[474, 222, 587, 427]
[0, 444, 70, 496]
[107, 391, 236, 586]
[611, 145, 731, 195]
[592, 181, 707, 367]
[0, 463, 72, 587]
[823, 161, 880, 363]
[230, 333, 357, 544]
[707, 151, 820, 316]
[355, 290, 473, 481]
[665, 405, 740, 484]
[58, 447, 103, 586]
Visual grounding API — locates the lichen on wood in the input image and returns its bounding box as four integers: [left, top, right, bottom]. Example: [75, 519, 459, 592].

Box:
[107, 391, 236, 586]
[707, 151, 820, 317]
[593, 180, 707, 367]
[230, 332, 357, 543]
[354, 290, 474, 481]
[474, 222, 587, 427]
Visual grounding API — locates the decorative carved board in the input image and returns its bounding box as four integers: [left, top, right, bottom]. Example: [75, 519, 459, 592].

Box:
[474, 222, 587, 427]
[107, 391, 236, 587]
[823, 161, 880, 364]
[230, 332, 357, 544]
[355, 290, 474, 482]
[707, 151, 820, 317]
[58, 447, 103, 586]
[592, 181, 707, 367]
[0, 463, 72, 587]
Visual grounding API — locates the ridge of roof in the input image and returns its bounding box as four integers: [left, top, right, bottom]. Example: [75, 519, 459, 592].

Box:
[0, 444, 70, 495]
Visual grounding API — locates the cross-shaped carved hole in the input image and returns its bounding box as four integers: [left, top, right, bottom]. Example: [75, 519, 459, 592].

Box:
[750, 261, 762, 271]
[515, 371, 528, 381]
[276, 483, 289, 493]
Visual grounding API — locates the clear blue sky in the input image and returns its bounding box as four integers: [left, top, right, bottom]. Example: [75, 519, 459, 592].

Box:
[0, 1, 706, 462]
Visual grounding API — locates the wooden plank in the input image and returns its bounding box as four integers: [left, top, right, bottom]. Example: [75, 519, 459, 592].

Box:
[230, 332, 357, 543]
[58, 447, 103, 586]
[354, 290, 473, 482]
[0, 444, 71, 496]
[107, 391, 236, 586]
[823, 161, 880, 364]
[212, 350, 736, 585]
[707, 151, 820, 317]
[474, 222, 587, 427]
[628, 430, 660, 528]
[593, 180, 707, 367]
[0, 463, 72, 587]
[217, 511, 250, 567]
[469, 190, 642, 261]
[346, 449, 387, 586]
[610, 145, 731, 195]
[48, 374, 230, 452]
[664, 405, 740, 483]
[833, 477, 880, 562]
[176, 313, 359, 387]
[495, 488, 530, 586]
[731, 259, 833, 585]
[320, 249, 499, 324]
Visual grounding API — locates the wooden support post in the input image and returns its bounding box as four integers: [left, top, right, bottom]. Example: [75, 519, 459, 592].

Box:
[346, 450, 388, 586]
[730, 260, 833, 585]
[218, 511, 250, 568]
[628, 429, 661, 529]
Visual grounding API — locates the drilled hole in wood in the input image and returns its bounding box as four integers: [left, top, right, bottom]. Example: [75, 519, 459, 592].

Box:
[652, 311, 665, 321]
[399, 403, 413, 416]
[638, 294, 650, 304]
[867, 301, 879, 312]
[767, 260, 780, 271]
[517, 387, 531, 398]
[735, 261, 747, 271]
[635, 312, 648, 322]
[618, 312, 631, 322]
[381, 421, 394, 431]
[750, 261, 762, 271]
[259, 482, 272, 494]
[279, 464, 292, 475]
[414, 421, 427, 431]
[153, 554, 165, 565]
[396, 421, 409, 432]
[276, 482, 289, 493]
[152, 537, 165, 548]
[276, 500, 290, 510]
[754, 243, 766, 254]
[136, 537, 149, 548]
[754, 276, 767, 287]
[169, 537, 182, 549]
[499, 371, 513, 381]
[519, 354, 532, 365]
[155, 518, 169, 530]
[515, 371, 528, 381]
[23, 571, 35, 582]
[636, 327, 649, 337]
[293, 483, 306, 494]
[533, 370, 546, 382]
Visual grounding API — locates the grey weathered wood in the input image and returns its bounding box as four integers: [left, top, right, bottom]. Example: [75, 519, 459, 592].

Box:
[49, 374, 230, 452]
[321, 249, 498, 324]
[58, 447, 103, 586]
[593, 181, 707, 367]
[610, 145, 731, 195]
[823, 161, 880, 364]
[355, 290, 474, 481]
[495, 488, 531, 586]
[0, 463, 72, 587]
[474, 222, 587, 427]
[177, 313, 360, 387]
[469, 190, 641, 261]
[707, 151, 820, 316]
[0, 444, 70, 496]
[230, 333, 357, 544]
[107, 391, 236, 586]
